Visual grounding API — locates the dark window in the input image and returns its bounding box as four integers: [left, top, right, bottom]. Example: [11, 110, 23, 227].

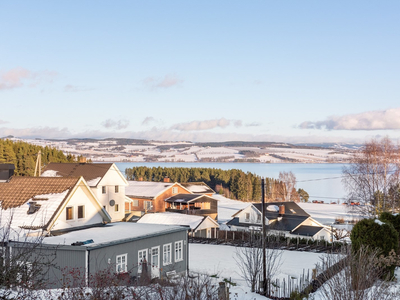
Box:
[78, 205, 85, 219]
[115, 204, 119, 212]
[66, 207, 73, 220]
[115, 186, 119, 193]
[102, 186, 106, 194]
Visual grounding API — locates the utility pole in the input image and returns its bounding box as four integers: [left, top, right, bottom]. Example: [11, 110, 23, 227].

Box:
[34, 150, 41, 177]
[261, 178, 267, 295]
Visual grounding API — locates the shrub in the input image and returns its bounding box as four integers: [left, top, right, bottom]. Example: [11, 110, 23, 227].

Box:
[379, 212, 400, 234]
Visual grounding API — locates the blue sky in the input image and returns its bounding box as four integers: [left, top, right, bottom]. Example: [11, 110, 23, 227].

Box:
[1, 1, 399, 143]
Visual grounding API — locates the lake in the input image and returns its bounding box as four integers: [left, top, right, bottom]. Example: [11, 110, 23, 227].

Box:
[115, 162, 347, 203]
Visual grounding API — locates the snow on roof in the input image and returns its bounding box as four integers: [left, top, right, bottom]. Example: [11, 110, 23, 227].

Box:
[184, 184, 209, 193]
[137, 212, 205, 229]
[125, 181, 174, 198]
[41, 170, 61, 177]
[267, 205, 279, 212]
[86, 177, 101, 187]
[0, 190, 69, 229]
[43, 222, 186, 247]
[213, 194, 250, 224]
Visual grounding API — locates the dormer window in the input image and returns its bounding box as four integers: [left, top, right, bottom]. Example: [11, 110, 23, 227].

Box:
[102, 186, 106, 194]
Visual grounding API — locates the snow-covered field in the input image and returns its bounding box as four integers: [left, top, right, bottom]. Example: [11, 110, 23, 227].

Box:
[298, 203, 364, 225]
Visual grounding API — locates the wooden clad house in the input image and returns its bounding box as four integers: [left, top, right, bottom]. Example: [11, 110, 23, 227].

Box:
[165, 194, 218, 221]
[180, 182, 215, 197]
[41, 162, 128, 221]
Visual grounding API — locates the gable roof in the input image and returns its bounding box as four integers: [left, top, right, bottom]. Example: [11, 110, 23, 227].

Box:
[41, 163, 113, 186]
[125, 181, 174, 198]
[137, 212, 218, 230]
[165, 193, 217, 204]
[268, 215, 309, 232]
[253, 201, 310, 219]
[0, 177, 111, 231]
[291, 225, 326, 236]
[180, 182, 215, 194]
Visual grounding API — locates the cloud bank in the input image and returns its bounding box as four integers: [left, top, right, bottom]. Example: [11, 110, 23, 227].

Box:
[170, 118, 242, 131]
[0, 68, 57, 90]
[299, 108, 400, 131]
[101, 119, 130, 130]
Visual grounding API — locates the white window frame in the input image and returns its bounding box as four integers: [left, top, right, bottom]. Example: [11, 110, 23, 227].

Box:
[174, 240, 183, 262]
[172, 187, 178, 194]
[145, 201, 153, 211]
[77, 205, 85, 219]
[244, 212, 250, 222]
[66, 206, 74, 221]
[116, 253, 127, 273]
[163, 243, 172, 266]
[102, 186, 106, 194]
[115, 185, 119, 193]
[138, 248, 148, 273]
[115, 204, 119, 212]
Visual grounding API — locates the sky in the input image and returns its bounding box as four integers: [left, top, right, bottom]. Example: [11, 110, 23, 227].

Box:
[0, 1, 399, 144]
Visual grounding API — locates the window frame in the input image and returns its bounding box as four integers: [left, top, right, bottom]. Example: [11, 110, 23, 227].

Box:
[172, 187, 178, 194]
[163, 243, 172, 266]
[244, 212, 250, 222]
[77, 205, 85, 219]
[115, 185, 119, 193]
[174, 240, 183, 262]
[138, 248, 148, 274]
[116, 253, 128, 273]
[115, 204, 119, 212]
[66, 206, 74, 221]
[102, 186, 106, 194]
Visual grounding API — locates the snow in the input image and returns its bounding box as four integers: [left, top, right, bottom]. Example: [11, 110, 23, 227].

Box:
[86, 177, 101, 186]
[0, 190, 69, 229]
[137, 212, 205, 230]
[43, 222, 186, 246]
[375, 219, 384, 225]
[41, 170, 61, 177]
[267, 205, 279, 212]
[125, 181, 173, 197]
[183, 184, 210, 193]
[213, 194, 250, 224]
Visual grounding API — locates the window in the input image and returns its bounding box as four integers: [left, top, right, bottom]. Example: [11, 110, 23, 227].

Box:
[175, 241, 183, 262]
[102, 186, 106, 194]
[138, 249, 148, 273]
[132, 199, 139, 207]
[245, 213, 250, 222]
[172, 187, 178, 194]
[257, 213, 261, 223]
[115, 185, 119, 193]
[116, 254, 127, 273]
[77, 205, 85, 219]
[66, 207, 73, 220]
[163, 244, 172, 266]
[115, 204, 119, 212]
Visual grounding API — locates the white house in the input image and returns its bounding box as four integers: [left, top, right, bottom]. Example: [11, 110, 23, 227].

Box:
[0, 176, 111, 234]
[41, 162, 128, 221]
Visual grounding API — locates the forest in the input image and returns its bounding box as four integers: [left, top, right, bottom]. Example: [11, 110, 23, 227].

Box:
[125, 166, 301, 202]
[0, 139, 79, 176]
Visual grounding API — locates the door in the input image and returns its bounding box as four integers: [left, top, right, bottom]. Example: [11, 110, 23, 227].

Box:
[138, 249, 148, 274]
[151, 246, 160, 279]
[207, 228, 211, 238]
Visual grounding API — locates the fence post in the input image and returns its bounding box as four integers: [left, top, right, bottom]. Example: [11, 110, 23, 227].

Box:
[218, 282, 229, 300]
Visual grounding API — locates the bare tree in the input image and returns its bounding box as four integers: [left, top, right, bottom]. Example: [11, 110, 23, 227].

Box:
[234, 234, 283, 293]
[342, 137, 400, 216]
[314, 245, 399, 300]
[278, 171, 297, 202]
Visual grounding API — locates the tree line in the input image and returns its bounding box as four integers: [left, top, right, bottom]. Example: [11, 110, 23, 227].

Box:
[125, 166, 304, 202]
[0, 139, 80, 176]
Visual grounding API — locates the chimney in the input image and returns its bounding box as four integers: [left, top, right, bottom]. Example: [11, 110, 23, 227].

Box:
[164, 177, 170, 183]
[138, 177, 143, 181]
[0, 164, 15, 180]
[79, 156, 87, 164]
[279, 204, 285, 215]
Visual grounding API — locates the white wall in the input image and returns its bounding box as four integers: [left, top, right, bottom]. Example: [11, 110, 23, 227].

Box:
[237, 205, 263, 225]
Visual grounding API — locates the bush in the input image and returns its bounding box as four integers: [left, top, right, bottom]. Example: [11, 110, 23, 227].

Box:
[379, 212, 400, 234]
[351, 218, 399, 278]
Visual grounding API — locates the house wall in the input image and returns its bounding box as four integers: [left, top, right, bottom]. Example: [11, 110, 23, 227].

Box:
[93, 167, 127, 222]
[52, 183, 105, 231]
[189, 197, 218, 220]
[236, 206, 262, 225]
[88, 229, 188, 280]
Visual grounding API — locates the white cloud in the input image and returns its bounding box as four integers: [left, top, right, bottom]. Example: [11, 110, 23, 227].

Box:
[299, 108, 400, 131]
[142, 74, 183, 90]
[0, 68, 57, 90]
[64, 84, 93, 92]
[171, 118, 242, 131]
[142, 117, 156, 126]
[101, 119, 130, 130]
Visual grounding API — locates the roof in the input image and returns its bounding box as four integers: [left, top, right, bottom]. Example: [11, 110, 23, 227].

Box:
[41, 163, 113, 185]
[180, 182, 215, 194]
[0, 177, 78, 209]
[291, 225, 325, 236]
[0, 177, 79, 229]
[137, 212, 209, 230]
[125, 181, 174, 198]
[253, 202, 310, 219]
[268, 215, 309, 232]
[42, 222, 188, 249]
[165, 194, 217, 203]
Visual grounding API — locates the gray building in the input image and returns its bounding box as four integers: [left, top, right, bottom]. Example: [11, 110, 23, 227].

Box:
[9, 222, 189, 288]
